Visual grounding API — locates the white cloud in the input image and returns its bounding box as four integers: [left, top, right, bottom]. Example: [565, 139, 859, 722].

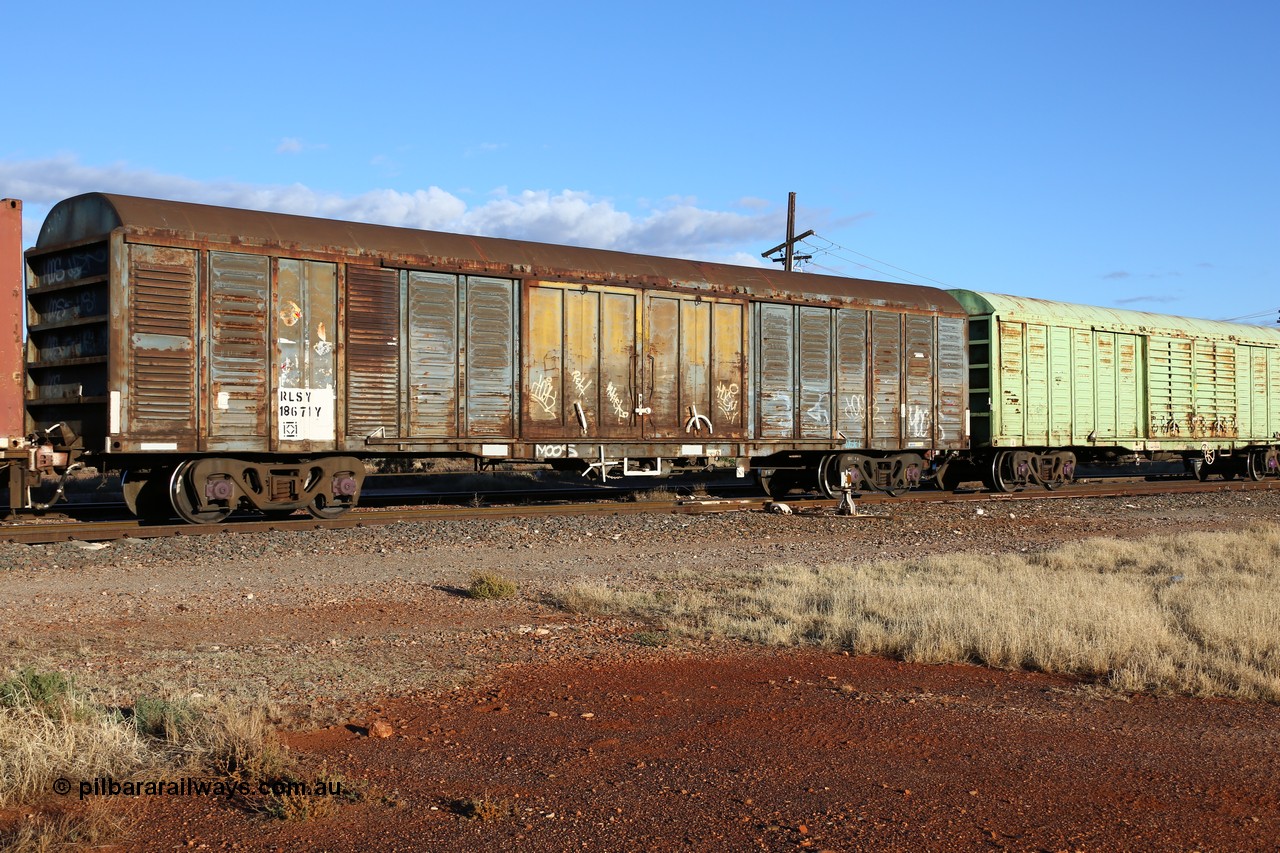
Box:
[276, 137, 304, 154]
[0, 156, 783, 260]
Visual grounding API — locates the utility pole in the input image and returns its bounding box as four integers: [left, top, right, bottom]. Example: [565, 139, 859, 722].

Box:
[761, 192, 813, 272]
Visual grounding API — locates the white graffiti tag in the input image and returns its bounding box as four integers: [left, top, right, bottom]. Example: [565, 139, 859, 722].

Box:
[807, 393, 830, 426]
[842, 394, 866, 425]
[908, 405, 929, 437]
[605, 381, 629, 420]
[571, 369, 593, 397]
[716, 382, 740, 419]
[530, 375, 557, 415]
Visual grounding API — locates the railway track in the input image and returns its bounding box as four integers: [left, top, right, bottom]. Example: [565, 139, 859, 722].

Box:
[2, 476, 1274, 546]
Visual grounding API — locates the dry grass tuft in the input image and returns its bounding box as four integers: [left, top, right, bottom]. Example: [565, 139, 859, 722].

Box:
[0, 678, 292, 811]
[466, 572, 518, 601]
[0, 800, 133, 852]
[0, 672, 156, 808]
[563, 524, 1280, 701]
[173, 697, 292, 781]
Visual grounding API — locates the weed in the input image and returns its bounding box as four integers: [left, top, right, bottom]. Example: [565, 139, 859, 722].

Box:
[627, 631, 672, 648]
[260, 773, 339, 822]
[447, 794, 513, 821]
[0, 668, 74, 713]
[180, 699, 292, 780]
[130, 695, 195, 742]
[466, 572, 518, 601]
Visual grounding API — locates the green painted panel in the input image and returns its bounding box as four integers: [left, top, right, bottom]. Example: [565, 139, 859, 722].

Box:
[997, 320, 1023, 444]
[1096, 333, 1117, 439]
[1248, 347, 1270, 439]
[1271, 350, 1280, 438]
[949, 290, 1280, 346]
[1237, 344, 1253, 441]
[1025, 323, 1048, 444]
[1048, 326, 1072, 444]
[1117, 333, 1142, 439]
[954, 289, 1280, 451]
[1071, 328, 1093, 444]
[1191, 339, 1236, 439]
[1148, 336, 1194, 439]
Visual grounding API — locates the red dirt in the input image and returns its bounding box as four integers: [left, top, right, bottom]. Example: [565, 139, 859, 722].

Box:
[116, 647, 1279, 851]
[6, 490, 1280, 850]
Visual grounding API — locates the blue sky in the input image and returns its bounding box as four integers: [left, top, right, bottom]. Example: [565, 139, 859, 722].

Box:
[2, 1, 1276, 324]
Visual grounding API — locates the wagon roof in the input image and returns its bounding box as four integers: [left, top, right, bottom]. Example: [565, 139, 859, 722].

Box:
[951, 289, 1280, 345]
[36, 192, 964, 314]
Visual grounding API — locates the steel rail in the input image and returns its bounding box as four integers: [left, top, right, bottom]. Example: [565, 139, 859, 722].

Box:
[1, 477, 1275, 546]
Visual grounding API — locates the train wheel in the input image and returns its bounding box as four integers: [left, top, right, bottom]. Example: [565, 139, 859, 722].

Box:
[988, 452, 1016, 493]
[1041, 452, 1077, 491]
[1192, 459, 1212, 482]
[1245, 451, 1267, 482]
[817, 456, 838, 498]
[169, 462, 233, 524]
[307, 494, 352, 520]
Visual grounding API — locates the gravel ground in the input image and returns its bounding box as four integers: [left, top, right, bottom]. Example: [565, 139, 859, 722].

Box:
[2, 487, 1278, 850]
[1, 488, 1276, 714]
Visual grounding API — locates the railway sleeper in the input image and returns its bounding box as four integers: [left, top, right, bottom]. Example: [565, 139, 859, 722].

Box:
[122, 456, 364, 524]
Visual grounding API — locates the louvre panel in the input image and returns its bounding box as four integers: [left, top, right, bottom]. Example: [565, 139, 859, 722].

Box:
[835, 310, 868, 444]
[757, 304, 795, 439]
[464, 276, 515, 436]
[1147, 336, 1193, 438]
[346, 265, 400, 438]
[128, 245, 197, 431]
[1193, 339, 1236, 437]
[798, 307, 833, 439]
[935, 316, 966, 446]
[208, 252, 269, 437]
[408, 272, 459, 437]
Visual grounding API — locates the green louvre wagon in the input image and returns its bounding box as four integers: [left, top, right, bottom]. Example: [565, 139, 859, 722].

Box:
[947, 290, 1280, 491]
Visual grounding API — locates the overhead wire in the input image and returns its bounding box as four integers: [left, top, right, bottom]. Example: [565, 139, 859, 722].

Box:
[1218, 308, 1279, 323]
[792, 233, 953, 289]
[781, 234, 1272, 326]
